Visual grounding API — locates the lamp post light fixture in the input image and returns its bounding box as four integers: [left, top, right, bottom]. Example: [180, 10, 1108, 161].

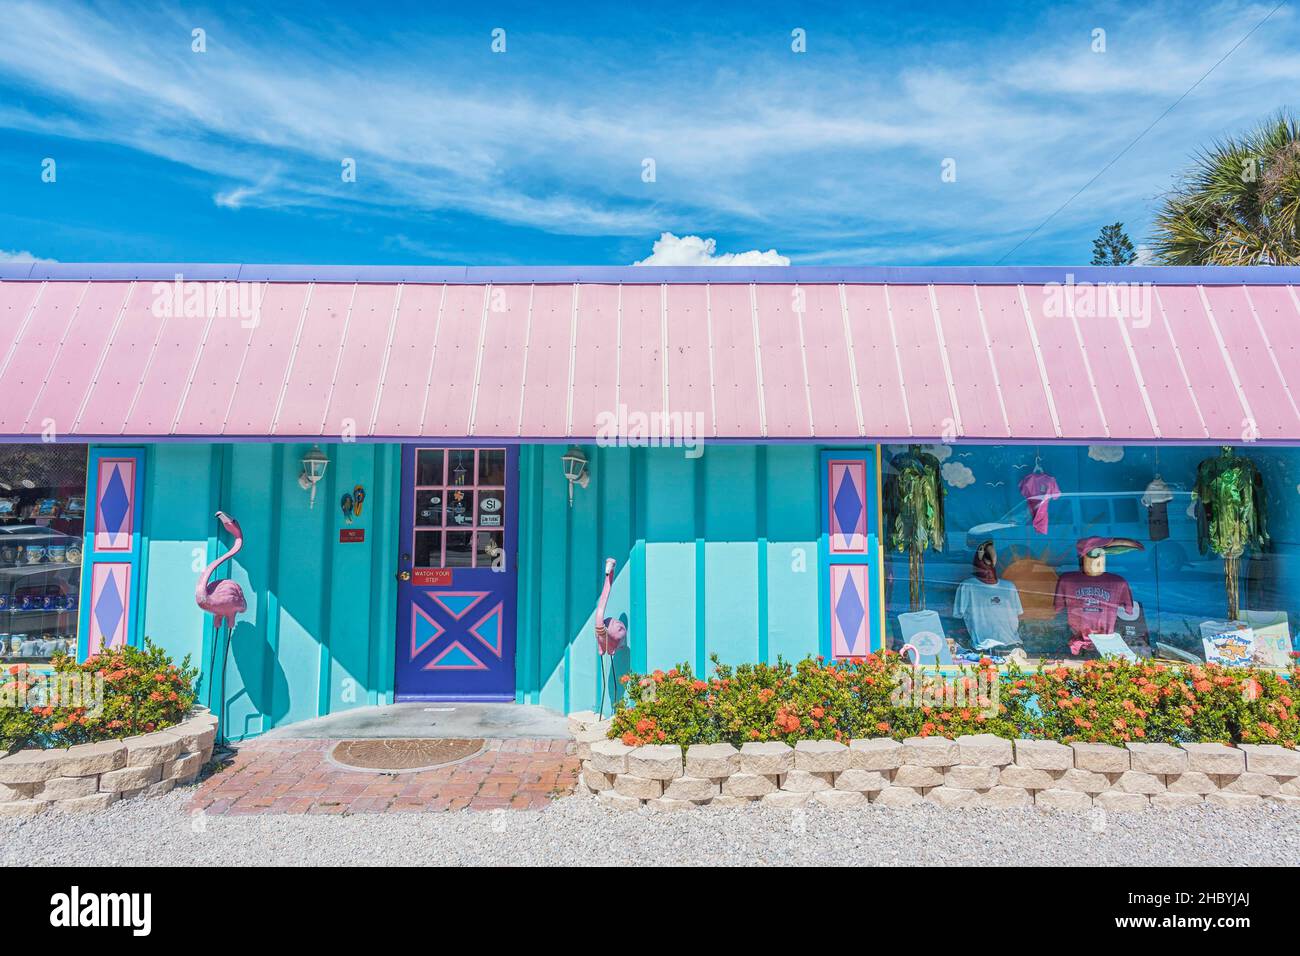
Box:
[561, 445, 589, 507]
[298, 444, 329, 508]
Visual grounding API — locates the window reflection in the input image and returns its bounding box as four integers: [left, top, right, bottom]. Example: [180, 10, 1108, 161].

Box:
[883, 444, 1296, 668]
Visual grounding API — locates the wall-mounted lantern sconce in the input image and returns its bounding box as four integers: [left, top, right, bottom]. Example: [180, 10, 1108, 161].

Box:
[298, 444, 329, 508]
[561, 445, 589, 507]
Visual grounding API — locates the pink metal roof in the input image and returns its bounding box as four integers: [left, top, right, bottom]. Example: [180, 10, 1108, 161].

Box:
[3, 274, 1300, 443]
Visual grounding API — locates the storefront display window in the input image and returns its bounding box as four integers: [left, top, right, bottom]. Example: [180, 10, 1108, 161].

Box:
[0, 444, 87, 664]
[883, 443, 1300, 668]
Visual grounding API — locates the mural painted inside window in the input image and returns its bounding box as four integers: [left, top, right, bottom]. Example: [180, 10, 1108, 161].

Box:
[882, 443, 1298, 669]
[0, 444, 87, 664]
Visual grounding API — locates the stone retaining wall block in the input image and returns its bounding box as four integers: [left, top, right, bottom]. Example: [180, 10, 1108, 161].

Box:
[685, 743, 740, 777]
[739, 741, 794, 775]
[848, 738, 904, 770]
[794, 740, 850, 772]
[1015, 739, 1073, 771]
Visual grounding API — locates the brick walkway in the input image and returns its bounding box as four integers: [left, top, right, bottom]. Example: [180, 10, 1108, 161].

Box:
[188, 738, 579, 815]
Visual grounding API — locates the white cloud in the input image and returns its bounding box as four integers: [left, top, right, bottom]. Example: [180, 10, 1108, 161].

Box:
[632, 233, 788, 266]
[0, 249, 54, 263]
[942, 461, 976, 489]
[1088, 445, 1125, 463]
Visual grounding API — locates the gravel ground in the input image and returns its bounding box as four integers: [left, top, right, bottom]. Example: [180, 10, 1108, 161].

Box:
[4, 789, 1298, 867]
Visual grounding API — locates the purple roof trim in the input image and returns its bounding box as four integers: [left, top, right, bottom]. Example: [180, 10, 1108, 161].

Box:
[1, 262, 1299, 285]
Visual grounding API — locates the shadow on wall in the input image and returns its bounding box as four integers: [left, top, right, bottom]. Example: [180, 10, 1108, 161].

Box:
[218, 617, 290, 740]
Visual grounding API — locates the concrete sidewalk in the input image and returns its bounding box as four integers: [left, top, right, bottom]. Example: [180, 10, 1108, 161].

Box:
[259, 702, 571, 740]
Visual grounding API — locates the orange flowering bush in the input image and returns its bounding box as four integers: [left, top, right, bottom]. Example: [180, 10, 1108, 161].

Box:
[0, 639, 197, 751]
[610, 652, 1032, 748]
[1023, 657, 1300, 747]
[609, 653, 1299, 750]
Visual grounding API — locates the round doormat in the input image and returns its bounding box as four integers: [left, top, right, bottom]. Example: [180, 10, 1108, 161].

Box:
[328, 738, 486, 773]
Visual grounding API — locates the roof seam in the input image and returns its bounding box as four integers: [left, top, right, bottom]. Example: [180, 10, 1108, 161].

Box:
[366, 282, 405, 437]
[268, 281, 316, 435]
[72, 280, 136, 435]
[969, 285, 1012, 438]
[19, 279, 92, 435]
[1015, 284, 1063, 439]
[1151, 286, 1210, 440]
[837, 283, 866, 438]
[1197, 285, 1256, 439]
[169, 279, 227, 435]
[1240, 284, 1300, 432]
[926, 283, 964, 439]
[318, 282, 359, 437]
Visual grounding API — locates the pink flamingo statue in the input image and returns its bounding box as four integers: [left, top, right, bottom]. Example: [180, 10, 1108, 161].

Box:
[594, 557, 627, 718]
[196, 511, 247, 744]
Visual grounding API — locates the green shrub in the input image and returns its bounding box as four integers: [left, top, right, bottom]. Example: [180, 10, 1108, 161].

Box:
[609, 652, 1299, 749]
[0, 638, 198, 751]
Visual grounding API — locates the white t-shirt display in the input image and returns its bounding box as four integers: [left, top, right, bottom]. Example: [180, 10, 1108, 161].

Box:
[952, 577, 1023, 650]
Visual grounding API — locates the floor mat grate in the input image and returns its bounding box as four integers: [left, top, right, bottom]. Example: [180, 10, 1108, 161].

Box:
[328, 738, 485, 772]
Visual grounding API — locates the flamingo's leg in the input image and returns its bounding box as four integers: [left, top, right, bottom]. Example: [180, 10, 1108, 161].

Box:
[217, 619, 233, 748]
[205, 617, 220, 715]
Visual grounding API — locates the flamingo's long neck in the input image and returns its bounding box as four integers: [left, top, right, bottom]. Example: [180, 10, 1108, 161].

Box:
[595, 571, 613, 627]
[197, 533, 243, 596]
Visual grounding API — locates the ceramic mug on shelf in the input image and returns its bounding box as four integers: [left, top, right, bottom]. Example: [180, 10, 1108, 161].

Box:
[25, 546, 45, 564]
[47, 545, 66, 563]
[66, 546, 82, 565]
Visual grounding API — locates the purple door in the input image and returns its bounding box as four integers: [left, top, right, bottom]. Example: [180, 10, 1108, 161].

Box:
[395, 446, 517, 701]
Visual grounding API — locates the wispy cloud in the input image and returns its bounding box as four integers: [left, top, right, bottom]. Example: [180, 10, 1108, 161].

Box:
[0, 1, 1292, 263]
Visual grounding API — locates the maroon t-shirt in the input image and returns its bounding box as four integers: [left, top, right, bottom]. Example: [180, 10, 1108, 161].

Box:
[1053, 571, 1134, 638]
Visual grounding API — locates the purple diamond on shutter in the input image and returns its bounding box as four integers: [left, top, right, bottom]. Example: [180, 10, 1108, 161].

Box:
[834, 572, 865, 656]
[833, 468, 863, 540]
[99, 465, 131, 535]
[94, 568, 125, 644]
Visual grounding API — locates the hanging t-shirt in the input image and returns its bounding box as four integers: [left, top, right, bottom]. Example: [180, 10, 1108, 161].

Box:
[1053, 571, 1134, 652]
[1018, 471, 1061, 534]
[953, 577, 1023, 650]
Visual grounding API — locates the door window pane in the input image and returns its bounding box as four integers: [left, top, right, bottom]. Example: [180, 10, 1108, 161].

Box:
[413, 530, 442, 568]
[477, 490, 505, 527]
[447, 450, 474, 487]
[415, 490, 443, 527]
[445, 489, 475, 529]
[476, 531, 504, 568]
[478, 449, 506, 486]
[445, 531, 474, 567]
[416, 449, 444, 486]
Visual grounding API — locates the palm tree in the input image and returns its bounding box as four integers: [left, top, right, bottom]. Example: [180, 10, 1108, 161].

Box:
[1153, 112, 1300, 265]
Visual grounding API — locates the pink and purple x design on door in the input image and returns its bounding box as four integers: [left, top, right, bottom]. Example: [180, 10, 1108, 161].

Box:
[395, 447, 517, 700]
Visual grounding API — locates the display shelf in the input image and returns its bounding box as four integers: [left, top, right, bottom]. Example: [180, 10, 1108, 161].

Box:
[0, 563, 82, 579]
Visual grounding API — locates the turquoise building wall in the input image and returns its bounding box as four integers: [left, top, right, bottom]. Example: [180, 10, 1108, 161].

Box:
[133, 442, 401, 741]
[516, 444, 825, 715]
[101, 440, 828, 737]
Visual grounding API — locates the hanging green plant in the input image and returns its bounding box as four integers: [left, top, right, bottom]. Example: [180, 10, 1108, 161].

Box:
[884, 445, 946, 611]
[1193, 447, 1268, 621]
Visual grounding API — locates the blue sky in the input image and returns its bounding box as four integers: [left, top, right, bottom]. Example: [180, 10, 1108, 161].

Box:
[0, 0, 1294, 266]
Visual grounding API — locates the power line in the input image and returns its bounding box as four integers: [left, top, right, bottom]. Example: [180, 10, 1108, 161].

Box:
[995, 0, 1289, 264]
